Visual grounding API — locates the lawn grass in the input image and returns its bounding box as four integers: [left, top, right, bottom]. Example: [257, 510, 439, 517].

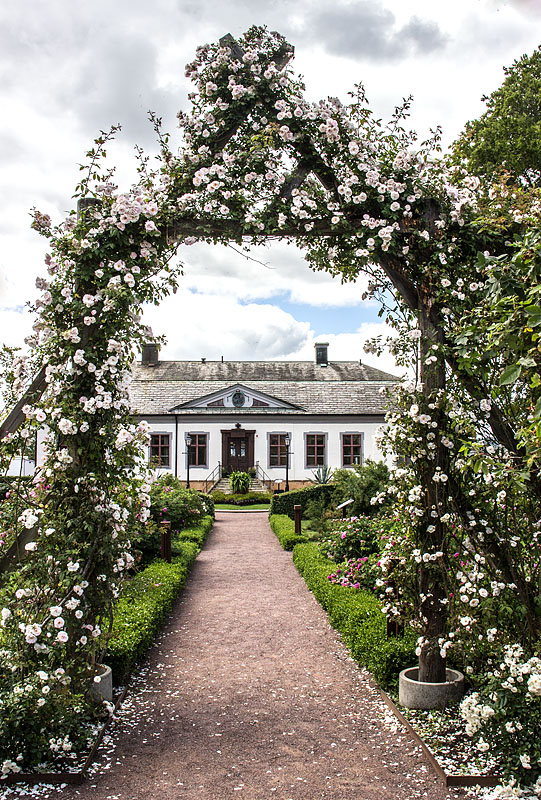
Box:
[215, 503, 270, 510]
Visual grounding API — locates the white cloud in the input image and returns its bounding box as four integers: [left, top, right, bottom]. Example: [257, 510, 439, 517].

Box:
[1, 0, 540, 363]
[0, 307, 34, 350]
[179, 240, 371, 307]
[142, 290, 312, 360]
[142, 290, 404, 375]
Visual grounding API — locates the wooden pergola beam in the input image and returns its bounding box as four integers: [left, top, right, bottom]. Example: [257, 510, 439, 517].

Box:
[0, 366, 47, 441]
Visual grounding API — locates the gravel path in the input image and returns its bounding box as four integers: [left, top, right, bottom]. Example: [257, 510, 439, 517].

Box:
[58, 511, 463, 800]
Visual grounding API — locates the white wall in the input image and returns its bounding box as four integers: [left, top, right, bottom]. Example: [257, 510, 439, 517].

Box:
[6, 457, 35, 477]
[142, 414, 387, 482]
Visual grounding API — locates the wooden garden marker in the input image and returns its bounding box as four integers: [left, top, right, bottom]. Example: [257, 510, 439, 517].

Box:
[160, 520, 171, 563]
[294, 504, 302, 535]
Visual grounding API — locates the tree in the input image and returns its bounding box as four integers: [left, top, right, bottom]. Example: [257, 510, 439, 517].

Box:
[451, 46, 541, 186]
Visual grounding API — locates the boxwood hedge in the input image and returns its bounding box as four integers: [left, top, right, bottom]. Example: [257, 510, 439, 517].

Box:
[212, 490, 272, 505]
[292, 542, 416, 692]
[269, 514, 308, 550]
[269, 484, 336, 519]
[106, 516, 213, 683]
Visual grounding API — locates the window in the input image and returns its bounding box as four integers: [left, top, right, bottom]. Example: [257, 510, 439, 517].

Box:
[150, 434, 170, 467]
[306, 434, 326, 467]
[342, 433, 363, 466]
[269, 433, 288, 467]
[188, 433, 208, 467]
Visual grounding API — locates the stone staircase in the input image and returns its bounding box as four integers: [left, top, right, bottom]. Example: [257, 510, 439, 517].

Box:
[212, 476, 270, 494]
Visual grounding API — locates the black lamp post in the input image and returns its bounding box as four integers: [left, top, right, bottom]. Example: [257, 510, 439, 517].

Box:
[185, 433, 192, 489]
[284, 433, 290, 492]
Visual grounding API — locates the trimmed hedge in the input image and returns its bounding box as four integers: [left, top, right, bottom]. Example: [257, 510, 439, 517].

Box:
[175, 516, 214, 548]
[106, 516, 212, 683]
[269, 484, 336, 519]
[212, 490, 272, 505]
[269, 514, 308, 550]
[292, 542, 416, 692]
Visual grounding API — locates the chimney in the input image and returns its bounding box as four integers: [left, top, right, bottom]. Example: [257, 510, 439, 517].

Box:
[142, 341, 160, 366]
[314, 342, 329, 366]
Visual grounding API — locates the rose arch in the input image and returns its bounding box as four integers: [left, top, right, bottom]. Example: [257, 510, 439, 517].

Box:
[0, 26, 539, 775]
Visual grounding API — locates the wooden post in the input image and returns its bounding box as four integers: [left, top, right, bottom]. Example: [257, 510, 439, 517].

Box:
[294, 504, 302, 535]
[160, 521, 171, 563]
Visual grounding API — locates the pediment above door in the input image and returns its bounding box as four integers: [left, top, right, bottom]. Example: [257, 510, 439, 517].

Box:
[170, 384, 301, 411]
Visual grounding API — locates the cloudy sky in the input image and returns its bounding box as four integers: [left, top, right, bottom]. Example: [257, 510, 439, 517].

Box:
[0, 0, 539, 374]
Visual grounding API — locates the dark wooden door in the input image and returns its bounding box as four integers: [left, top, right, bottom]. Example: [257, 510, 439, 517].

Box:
[222, 429, 255, 473]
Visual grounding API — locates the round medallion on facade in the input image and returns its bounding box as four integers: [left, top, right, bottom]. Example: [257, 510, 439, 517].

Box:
[232, 390, 246, 408]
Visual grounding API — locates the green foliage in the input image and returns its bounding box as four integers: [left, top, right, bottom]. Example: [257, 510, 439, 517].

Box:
[269, 514, 308, 550]
[0, 687, 103, 774]
[212, 490, 272, 505]
[106, 556, 193, 684]
[198, 492, 215, 518]
[106, 516, 213, 683]
[229, 471, 251, 494]
[319, 515, 391, 563]
[149, 474, 208, 531]
[175, 516, 214, 548]
[460, 645, 541, 787]
[304, 495, 339, 535]
[332, 460, 391, 517]
[292, 543, 416, 692]
[451, 46, 541, 185]
[269, 484, 336, 519]
[327, 553, 382, 593]
[133, 515, 213, 561]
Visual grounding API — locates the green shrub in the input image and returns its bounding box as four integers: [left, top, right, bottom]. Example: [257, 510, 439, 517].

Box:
[150, 474, 208, 531]
[332, 460, 390, 517]
[176, 516, 214, 548]
[269, 484, 336, 519]
[229, 471, 251, 493]
[212, 490, 272, 505]
[0, 475, 32, 502]
[327, 553, 382, 593]
[269, 514, 308, 550]
[133, 510, 214, 562]
[106, 517, 212, 683]
[198, 493, 215, 518]
[292, 542, 416, 692]
[319, 515, 392, 563]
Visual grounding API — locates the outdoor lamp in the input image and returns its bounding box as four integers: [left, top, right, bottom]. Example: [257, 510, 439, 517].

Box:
[284, 433, 291, 492]
[185, 433, 192, 488]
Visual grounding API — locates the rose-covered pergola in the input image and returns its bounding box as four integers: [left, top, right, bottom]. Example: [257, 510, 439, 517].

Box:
[0, 26, 539, 781]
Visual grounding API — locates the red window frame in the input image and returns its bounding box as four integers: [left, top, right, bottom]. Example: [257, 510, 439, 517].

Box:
[269, 433, 288, 467]
[150, 434, 170, 467]
[306, 434, 326, 467]
[342, 434, 363, 466]
[188, 433, 207, 467]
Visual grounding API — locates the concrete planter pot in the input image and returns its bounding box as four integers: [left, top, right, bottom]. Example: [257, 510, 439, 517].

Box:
[399, 667, 465, 710]
[90, 663, 113, 703]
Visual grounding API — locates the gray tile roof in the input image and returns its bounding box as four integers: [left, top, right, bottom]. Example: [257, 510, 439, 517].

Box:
[129, 360, 397, 417]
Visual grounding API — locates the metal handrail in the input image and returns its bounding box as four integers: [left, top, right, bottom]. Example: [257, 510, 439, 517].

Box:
[203, 462, 222, 493]
[255, 462, 273, 490]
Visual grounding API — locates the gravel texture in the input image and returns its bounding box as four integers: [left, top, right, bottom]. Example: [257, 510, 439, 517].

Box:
[40, 512, 464, 800]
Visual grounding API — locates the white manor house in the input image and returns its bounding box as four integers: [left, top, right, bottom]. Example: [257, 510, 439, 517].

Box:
[127, 341, 396, 491]
[12, 342, 396, 488]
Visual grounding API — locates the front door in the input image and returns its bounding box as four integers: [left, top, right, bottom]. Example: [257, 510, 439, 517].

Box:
[222, 429, 255, 473]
